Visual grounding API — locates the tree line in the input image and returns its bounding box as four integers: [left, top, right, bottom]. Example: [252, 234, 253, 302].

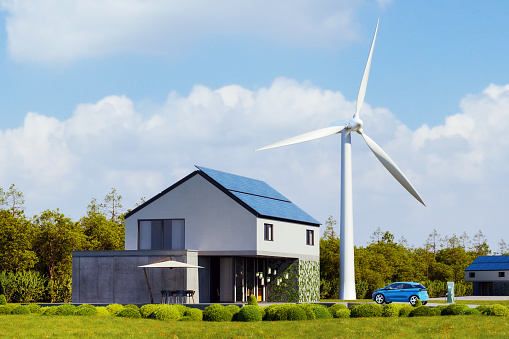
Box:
[0, 185, 127, 302]
[320, 216, 500, 299]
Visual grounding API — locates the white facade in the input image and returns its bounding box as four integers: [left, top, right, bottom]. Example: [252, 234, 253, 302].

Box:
[465, 270, 509, 282]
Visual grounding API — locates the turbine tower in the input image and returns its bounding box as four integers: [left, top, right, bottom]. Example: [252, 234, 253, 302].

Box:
[256, 20, 425, 300]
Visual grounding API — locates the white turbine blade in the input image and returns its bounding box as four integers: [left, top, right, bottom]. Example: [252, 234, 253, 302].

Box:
[354, 19, 379, 119]
[256, 125, 345, 151]
[361, 132, 426, 206]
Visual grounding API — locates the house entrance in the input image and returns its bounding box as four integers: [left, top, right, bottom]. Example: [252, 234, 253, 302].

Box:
[234, 258, 266, 302]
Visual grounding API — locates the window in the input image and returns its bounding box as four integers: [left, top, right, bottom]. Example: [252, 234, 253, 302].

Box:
[264, 224, 273, 241]
[469, 272, 475, 278]
[306, 229, 314, 246]
[499, 272, 505, 278]
[138, 219, 185, 250]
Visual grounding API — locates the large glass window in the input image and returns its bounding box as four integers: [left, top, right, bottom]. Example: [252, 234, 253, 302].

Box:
[138, 219, 185, 250]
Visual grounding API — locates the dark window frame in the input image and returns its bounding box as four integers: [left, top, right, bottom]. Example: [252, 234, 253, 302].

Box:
[499, 272, 505, 278]
[138, 218, 185, 250]
[306, 229, 314, 246]
[264, 223, 273, 241]
[469, 272, 475, 278]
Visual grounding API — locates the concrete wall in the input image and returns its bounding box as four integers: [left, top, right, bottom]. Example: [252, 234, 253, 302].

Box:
[72, 250, 199, 304]
[125, 174, 257, 252]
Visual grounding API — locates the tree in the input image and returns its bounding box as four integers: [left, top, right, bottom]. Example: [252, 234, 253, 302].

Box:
[0, 210, 38, 272]
[103, 188, 123, 223]
[0, 184, 25, 216]
[319, 216, 340, 298]
[80, 199, 124, 251]
[498, 239, 508, 255]
[471, 229, 491, 256]
[426, 229, 441, 258]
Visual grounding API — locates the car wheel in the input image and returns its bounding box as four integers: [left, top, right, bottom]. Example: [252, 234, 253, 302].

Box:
[409, 295, 419, 306]
[374, 294, 385, 304]
[422, 301, 427, 305]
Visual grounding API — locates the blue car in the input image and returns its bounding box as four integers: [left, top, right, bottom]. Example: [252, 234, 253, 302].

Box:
[372, 282, 429, 305]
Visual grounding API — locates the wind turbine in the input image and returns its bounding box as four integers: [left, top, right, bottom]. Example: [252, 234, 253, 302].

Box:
[256, 20, 425, 300]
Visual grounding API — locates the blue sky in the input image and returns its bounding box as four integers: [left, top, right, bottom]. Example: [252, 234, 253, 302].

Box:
[0, 0, 508, 250]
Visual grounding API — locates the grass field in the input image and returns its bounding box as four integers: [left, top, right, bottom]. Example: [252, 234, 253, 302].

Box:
[1, 314, 509, 338]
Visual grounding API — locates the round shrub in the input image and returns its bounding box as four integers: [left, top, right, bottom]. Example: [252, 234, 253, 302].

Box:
[152, 305, 181, 321]
[413, 299, 423, 308]
[265, 304, 289, 321]
[336, 309, 351, 318]
[311, 304, 332, 319]
[297, 304, 316, 320]
[487, 304, 509, 317]
[350, 304, 383, 318]
[76, 304, 97, 316]
[463, 308, 480, 315]
[140, 304, 159, 318]
[171, 304, 188, 318]
[0, 305, 12, 315]
[409, 306, 433, 317]
[328, 303, 347, 318]
[203, 304, 232, 322]
[11, 305, 30, 315]
[237, 305, 262, 322]
[180, 308, 203, 321]
[0, 295, 7, 306]
[124, 304, 139, 311]
[286, 305, 307, 321]
[247, 295, 258, 306]
[476, 305, 490, 315]
[257, 306, 266, 319]
[441, 304, 470, 316]
[226, 305, 240, 320]
[55, 304, 76, 316]
[106, 304, 124, 316]
[382, 303, 401, 317]
[96, 307, 110, 316]
[399, 304, 414, 317]
[430, 308, 442, 316]
[27, 304, 42, 314]
[41, 307, 58, 316]
[116, 307, 141, 318]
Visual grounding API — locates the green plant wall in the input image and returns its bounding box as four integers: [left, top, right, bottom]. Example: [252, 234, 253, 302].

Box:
[298, 260, 320, 302]
[266, 258, 299, 302]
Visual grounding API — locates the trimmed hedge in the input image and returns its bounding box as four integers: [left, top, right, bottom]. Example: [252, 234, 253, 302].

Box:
[441, 304, 470, 316]
[152, 305, 182, 321]
[11, 305, 30, 315]
[328, 303, 347, 318]
[382, 303, 401, 317]
[106, 304, 124, 316]
[0, 305, 12, 315]
[335, 309, 351, 318]
[140, 304, 159, 318]
[487, 304, 509, 317]
[349, 304, 383, 318]
[297, 304, 316, 320]
[116, 307, 141, 319]
[203, 304, 232, 322]
[181, 308, 203, 321]
[55, 304, 76, 316]
[0, 295, 6, 306]
[27, 304, 42, 314]
[237, 305, 262, 322]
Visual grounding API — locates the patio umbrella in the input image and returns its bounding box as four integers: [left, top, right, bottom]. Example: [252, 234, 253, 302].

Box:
[138, 258, 203, 303]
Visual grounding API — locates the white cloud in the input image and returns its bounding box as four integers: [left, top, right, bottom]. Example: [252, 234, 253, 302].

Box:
[2, 0, 362, 63]
[0, 79, 508, 249]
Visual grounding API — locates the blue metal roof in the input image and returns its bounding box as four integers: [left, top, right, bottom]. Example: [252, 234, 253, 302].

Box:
[465, 256, 509, 271]
[196, 166, 320, 225]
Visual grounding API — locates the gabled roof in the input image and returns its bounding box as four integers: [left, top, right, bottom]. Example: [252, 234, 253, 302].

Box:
[465, 255, 509, 271]
[125, 166, 320, 226]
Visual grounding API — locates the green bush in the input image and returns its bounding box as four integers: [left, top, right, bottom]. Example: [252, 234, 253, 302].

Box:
[257, 306, 266, 319]
[55, 304, 76, 316]
[124, 304, 139, 311]
[476, 305, 490, 315]
[237, 305, 262, 322]
[152, 305, 182, 321]
[441, 304, 470, 316]
[487, 304, 509, 317]
[265, 304, 289, 321]
[11, 305, 30, 315]
[350, 304, 383, 318]
[286, 305, 307, 321]
[76, 304, 97, 316]
[413, 299, 423, 308]
[336, 309, 351, 318]
[382, 303, 401, 317]
[116, 307, 141, 318]
[0, 271, 46, 303]
[96, 307, 110, 316]
[409, 306, 434, 317]
[399, 304, 414, 317]
[106, 304, 124, 316]
[297, 304, 316, 320]
[0, 294, 6, 305]
[41, 307, 58, 316]
[463, 308, 480, 315]
[27, 304, 42, 314]
[171, 304, 188, 318]
[180, 308, 203, 321]
[203, 304, 232, 322]
[328, 303, 347, 318]
[226, 305, 240, 320]
[0, 305, 12, 315]
[140, 304, 159, 318]
[247, 295, 258, 306]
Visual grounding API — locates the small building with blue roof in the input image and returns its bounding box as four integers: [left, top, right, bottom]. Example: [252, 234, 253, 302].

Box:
[465, 255, 509, 296]
[72, 166, 320, 304]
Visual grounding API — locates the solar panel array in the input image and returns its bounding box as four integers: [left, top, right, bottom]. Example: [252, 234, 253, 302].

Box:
[196, 166, 320, 225]
[464, 255, 509, 271]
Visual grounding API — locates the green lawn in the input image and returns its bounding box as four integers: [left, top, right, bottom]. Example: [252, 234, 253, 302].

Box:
[1, 314, 509, 338]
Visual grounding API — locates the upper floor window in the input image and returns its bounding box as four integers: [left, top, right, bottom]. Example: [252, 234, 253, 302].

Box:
[499, 272, 505, 278]
[138, 219, 185, 250]
[306, 229, 314, 246]
[264, 223, 273, 241]
[469, 272, 475, 278]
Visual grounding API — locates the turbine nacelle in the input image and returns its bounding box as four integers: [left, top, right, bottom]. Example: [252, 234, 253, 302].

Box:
[330, 118, 363, 132]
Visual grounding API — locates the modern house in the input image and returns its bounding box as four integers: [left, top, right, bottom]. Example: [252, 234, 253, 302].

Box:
[72, 166, 320, 304]
[464, 255, 509, 296]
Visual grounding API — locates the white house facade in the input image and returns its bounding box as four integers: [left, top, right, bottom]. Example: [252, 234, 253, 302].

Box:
[73, 166, 320, 304]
